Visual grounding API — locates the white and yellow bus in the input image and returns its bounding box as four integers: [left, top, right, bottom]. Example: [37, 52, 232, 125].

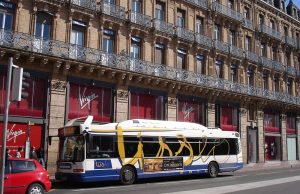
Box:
[55, 116, 243, 184]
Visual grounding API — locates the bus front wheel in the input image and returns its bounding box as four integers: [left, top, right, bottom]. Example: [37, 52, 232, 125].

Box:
[207, 162, 218, 178]
[120, 165, 136, 185]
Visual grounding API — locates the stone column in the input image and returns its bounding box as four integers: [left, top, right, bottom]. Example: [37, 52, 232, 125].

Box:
[240, 107, 248, 163]
[47, 78, 67, 175]
[257, 110, 265, 162]
[207, 102, 215, 128]
[115, 88, 129, 122]
[281, 114, 287, 161]
[167, 96, 177, 121]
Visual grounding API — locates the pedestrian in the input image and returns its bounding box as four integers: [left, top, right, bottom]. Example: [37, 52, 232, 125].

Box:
[5, 148, 11, 165]
[37, 147, 45, 167]
[30, 146, 38, 160]
[15, 146, 23, 158]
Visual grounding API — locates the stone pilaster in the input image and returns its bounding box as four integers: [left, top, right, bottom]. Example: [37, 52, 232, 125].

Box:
[240, 107, 248, 163]
[207, 102, 215, 128]
[47, 78, 67, 176]
[115, 88, 129, 122]
[281, 114, 287, 161]
[167, 96, 177, 121]
[257, 110, 265, 162]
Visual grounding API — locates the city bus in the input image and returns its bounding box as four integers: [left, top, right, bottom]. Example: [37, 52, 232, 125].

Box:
[55, 116, 243, 184]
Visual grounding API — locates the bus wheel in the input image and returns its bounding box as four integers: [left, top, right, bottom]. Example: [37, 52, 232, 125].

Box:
[207, 162, 218, 178]
[120, 165, 136, 185]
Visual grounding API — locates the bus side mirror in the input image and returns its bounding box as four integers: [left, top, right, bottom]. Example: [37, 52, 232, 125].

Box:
[48, 136, 52, 145]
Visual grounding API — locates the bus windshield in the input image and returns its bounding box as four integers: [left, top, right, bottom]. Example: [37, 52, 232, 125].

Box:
[59, 135, 85, 162]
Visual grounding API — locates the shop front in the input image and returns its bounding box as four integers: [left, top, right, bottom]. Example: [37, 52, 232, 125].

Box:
[286, 114, 297, 161]
[264, 111, 281, 161]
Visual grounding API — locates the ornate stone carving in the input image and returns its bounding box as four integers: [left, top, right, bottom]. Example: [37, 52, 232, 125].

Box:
[117, 90, 128, 99]
[240, 108, 247, 115]
[207, 103, 215, 110]
[257, 111, 264, 118]
[51, 80, 66, 91]
[280, 114, 286, 120]
[168, 97, 177, 106]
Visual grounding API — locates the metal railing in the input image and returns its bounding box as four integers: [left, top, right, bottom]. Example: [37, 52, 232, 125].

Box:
[195, 33, 212, 48]
[214, 40, 229, 53]
[243, 19, 253, 30]
[260, 56, 274, 69]
[70, 0, 97, 11]
[273, 61, 285, 72]
[35, 0, 66, 5]
[230, 45, 244, 58]
[176, 27, 194, 42]
[284, 36, 297, 47]
[245, 51, 259, 63]
[153, 19, 174, 35]
[129, 11, 152, 28]
[259, 24, 282, 40]
[183, 0, 208, 9]
[0, 30, 299, 105]
[212, 2, 243, 22]
[102, 2, 126, 20]
[286, 66, 296, 76]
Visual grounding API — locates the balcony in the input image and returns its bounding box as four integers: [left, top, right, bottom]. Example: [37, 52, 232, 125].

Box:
[259, 24, 282, 40]
[34, 0, 66, 6]
[245, 51, 259, 63]
[153, 19, 174, 35]
[212, 2, 243, 22]
[195, 33, 212, 48]
[183, 0, 208, 10]
[287, 66, 296, 76]
[214, 40, 229, 53]
[129, 11, 152, 28]
[176, 27, 194, 42]
[102, 2, 126, 20]
[243, 19, 253, 30]
[1, 30, 300, 106]
[273, 61, 285, 72]
[260, 57, 274, 69]
[70, 0, 97, 11]
[284, 36, 297, 47]
[230, 45, 244, 58]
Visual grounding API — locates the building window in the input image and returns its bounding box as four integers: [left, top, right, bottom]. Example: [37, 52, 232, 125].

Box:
[259, 15, 264, 25]
[229, 30, 236, 46]
[271, 47, 277, 61]
[35, 12, 52, 39]
[105, 0, 115, 4]
[130, 36, 141, 59]
[274, 76, 279, 92]
[230, 64, 237, 82]
[285, 52, 290, 66]
[177, 98, 205, 125]
[287, 80, 292, 95]
[132, 0, 142, 13]
[71, 21, 85, 46]
[214, 24, 221, 40]
[196, 55, 204, 74]
[270, 20, 275, 29]
[263, 73, 269, 90]
[102, 29, 115, 53]
[247, 68, 254, 86]
[0, 2, 14, 30]
[244, 7, 250, 19]
[177, 49, 186, 69]
[177, 9, 185, 28]
[195, 17, 203, 34]
[260, 42, 266, 57]
[155, 43, 165, 65]
[245, 36, 251, 51]
[228, 0, 234, 10]
[215, 60, 223, 78]
[155, 1, 165, 20]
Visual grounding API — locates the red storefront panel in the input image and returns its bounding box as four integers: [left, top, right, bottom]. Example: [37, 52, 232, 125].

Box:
[68, 83, 112, 122]
[286, 116, 296, 135]
[178, 99, 204, 124]
[0, 122, 42, 157]
[221, 106, 238, 131]
[264, 112, 280, 133]
[0, 73, 46, 118]
[130, 92, 163, 120]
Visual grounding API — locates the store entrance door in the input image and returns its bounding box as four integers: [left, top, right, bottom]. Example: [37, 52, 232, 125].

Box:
[247, 127, 257, 163]
[287, 137, 297, 161]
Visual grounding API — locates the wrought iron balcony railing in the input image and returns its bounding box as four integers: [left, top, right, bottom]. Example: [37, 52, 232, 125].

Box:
[297, 70, 300, 77]
[102, 2, 126, 20]
[129, 11, 152, 28]
[183, 0, 208, 9]
[245, 51, 259, 63]
[153, 19, 174, 35]
[243, 19, 253, 30]
[230, 45, 244, 58]
[260, 56, 274, 69]
[175, 27, 194, 42]
[195, 33, 212, 48]
[273, 61, 285, 72]
[70, 0, 97, 11]
[286, 66, 296, 76]
[1, 30, 300, 105]
[35, 0, 66, 6]
[284, 36, 297, 47]
[212, 2, 243, 22]
[259, 24, 282, 40]
[214, 40, 229, 53]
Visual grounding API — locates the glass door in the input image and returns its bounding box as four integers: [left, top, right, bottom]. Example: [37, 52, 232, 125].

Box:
[248, 127, 258, 163]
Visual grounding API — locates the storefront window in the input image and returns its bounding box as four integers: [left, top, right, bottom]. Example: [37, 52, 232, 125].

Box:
[220, 106, 238, 131]
[286, 115, 296, 134]
[264, 136, 281, 161]
[68, 82, 113, 123]
[264, 112, 280, 133]
[177, 98, 205, 125]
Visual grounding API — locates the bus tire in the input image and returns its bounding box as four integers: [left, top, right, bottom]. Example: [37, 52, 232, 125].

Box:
[207, 162, 218, 178]
[120, 165, 136, 185]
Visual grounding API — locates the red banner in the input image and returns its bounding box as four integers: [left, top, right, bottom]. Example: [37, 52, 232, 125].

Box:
[0, 122, 43, 158]
[177, 99, 204, 124]
[68, 83, 112, 122]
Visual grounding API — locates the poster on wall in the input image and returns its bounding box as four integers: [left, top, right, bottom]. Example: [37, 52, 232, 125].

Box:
[143, 157, 183, 172]
[0, 122, 43, 157]
[178, 100, 203, 124]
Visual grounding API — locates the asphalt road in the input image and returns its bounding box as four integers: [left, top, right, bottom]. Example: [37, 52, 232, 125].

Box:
[49, 167, 300, 194]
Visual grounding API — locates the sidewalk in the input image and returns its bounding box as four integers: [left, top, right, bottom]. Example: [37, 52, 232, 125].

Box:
[236, 160, 300, 174]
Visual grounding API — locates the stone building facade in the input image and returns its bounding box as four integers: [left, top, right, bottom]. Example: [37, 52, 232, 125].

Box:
[0, 0, 300, 175]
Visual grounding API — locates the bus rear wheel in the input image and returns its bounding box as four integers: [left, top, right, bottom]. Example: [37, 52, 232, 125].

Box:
[207, 162, 218, 178]
[120, 165, 136, 185]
